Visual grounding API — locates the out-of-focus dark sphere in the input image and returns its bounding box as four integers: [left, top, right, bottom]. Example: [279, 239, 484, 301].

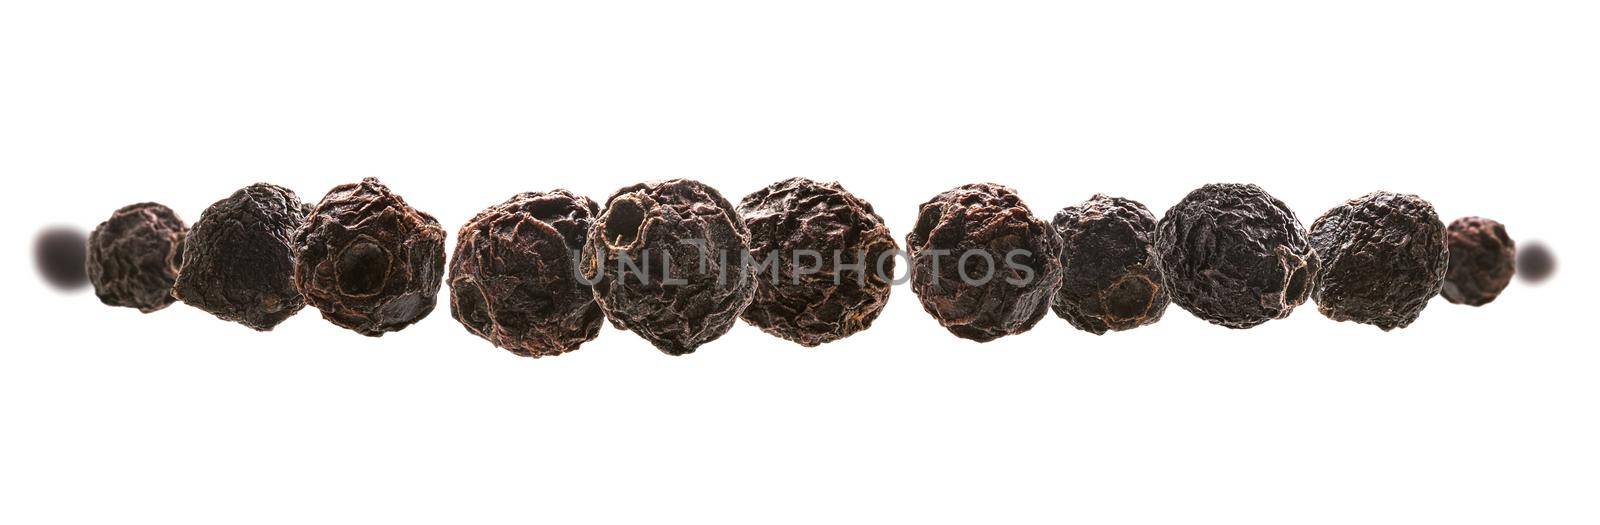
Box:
[35, 226, 89, 290]
[1516, 242, 1556, 283]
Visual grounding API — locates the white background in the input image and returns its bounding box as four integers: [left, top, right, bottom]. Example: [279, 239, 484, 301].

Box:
[2, 1, 1594, 523]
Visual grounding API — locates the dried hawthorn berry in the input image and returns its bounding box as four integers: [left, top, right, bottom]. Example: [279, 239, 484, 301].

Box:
[35, 226, 89, 290]
[1308, 191, 1447, 330]
[582, 179, 756, 355]
[450, 190, 604, 357]
[1156, 184, 1319, 329]
[87, 203, 187, 312]
[171, 183, 310, 331]
[1441, 216, 1516, 306]
[737, 177, 897, 347]
[1050, 194, 1168, 334]
[294, 178, 447, 336]
[906, 183, 1063, 342]
[1516, 241, 1556, 283]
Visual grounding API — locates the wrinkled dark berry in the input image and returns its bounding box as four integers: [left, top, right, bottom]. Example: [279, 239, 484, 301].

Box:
[450, 190, 605, 357]
[906, 183, 1063, 342]
[1441, 217, 1516, 306]
[171, 184, 310, 330]
[1516, 241, 1556, 283]
[1050, 195, 1168, 334]
[35, 226, 88, 290]
[87, 203, 187, 312]
[1157, 184, 1319, 329]
[293, 178, 447, 336]
[582, 179, 756, 355]
[1308, 191, 1446, 330]
[738, 177, 897, 347]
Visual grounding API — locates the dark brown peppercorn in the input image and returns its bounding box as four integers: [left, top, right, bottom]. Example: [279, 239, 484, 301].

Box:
[87, 203, 188, 312]
[293, 178, 447, 336]
[450, 190, 605, 357]
[1308, 191, 1447, 330]
[1441, 216, 1516, 306]
[1516, 241, 1556, 283]
[35, 226, 89, 291]
[171, 184, 310, 331]
[906, 183, 1063, 342]
[582, 179, 756, 355]
[1051, 195, 1169, 334]
[1156, 184, 1319, 329]
[738, 177, 897, 347]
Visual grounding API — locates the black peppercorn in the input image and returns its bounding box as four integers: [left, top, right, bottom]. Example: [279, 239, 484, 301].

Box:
[1308, 191, 1447, 330]
[738, 177, 897, 347]
[1051, 195, 1169, 334]
[1156, 184, 1319, 329]
[1441, 216, 1516, 306]
[35, 226, 89, 291]
[906, 183, 1063, 342]
[293, 178, 447, 336]
[1516, 241, 1556, 284]
[582, 179, 756, 355]
[87, 203, 187, 313]
[171, 183, 310, 331]
[450, 190, 605, 357]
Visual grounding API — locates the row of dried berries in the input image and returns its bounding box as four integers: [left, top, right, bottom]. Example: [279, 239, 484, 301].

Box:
[72, 178, 1551, 357]
[917, 183, 1540, 338]
[84, 180, 447, 334]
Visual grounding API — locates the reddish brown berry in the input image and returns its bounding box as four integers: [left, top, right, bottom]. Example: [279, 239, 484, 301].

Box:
[582, 179, 756, 355]
[1309, 191, 1447, 330]
[1051, 195, 1168, 334]
[450, 190, 604, 357]
[738, 178, 896, 347]
[172, 183, 310, 330]
[1157, 184, 1319, 329]
[87, 203, 187, 313]
[1441, 216, 1516, 306]
[294, 178, 447, 336]
[906, 183, 1063, 342]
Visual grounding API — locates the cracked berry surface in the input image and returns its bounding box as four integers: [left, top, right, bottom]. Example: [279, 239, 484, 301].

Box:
[87, 203, 187, 313]
[738, 177, 896, 347]
[1156, 183, 1319, 329]
[1441, 216, 1516, 306]
[1051, 194, 1168, 334]
[1308, 191, 1447, 330]
[172, 183, 309, 331]
[450, 190, 604, 357]
[906, 183, 1062, 342]
[582, 179, 756, 355]
[294, 178, 447, 336]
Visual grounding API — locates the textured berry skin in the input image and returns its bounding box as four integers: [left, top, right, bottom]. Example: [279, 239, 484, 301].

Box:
[172, 183, 309, 331]
[87, 203, 187, 313]
[1308, 191, 1447, 330]
[582, 179, 756, 356]
[293, 178, 447, 336]
[1441, 216, 1516, 306]
[738, 178, 896, 347]
[450, 190, 604, 357]
[1156, 184, 1319, 329]
[1050, 195, 1168, 334]
[906, 183, 1063, 342]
